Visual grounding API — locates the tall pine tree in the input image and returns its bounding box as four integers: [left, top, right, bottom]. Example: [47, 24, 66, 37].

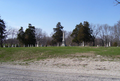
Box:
[71, 23, 83, 45]
[0, 17, 6, 47]
[52, 22, 63, 46]
[77, 21, 93, 43]
[24, 24, 36, 46]
[17, 27, 25, 45]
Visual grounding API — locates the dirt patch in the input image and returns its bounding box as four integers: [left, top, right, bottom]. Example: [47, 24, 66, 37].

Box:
[115, 55, 120, 58]
[1, 55, 120, 77]
[71, 51, 95, 57]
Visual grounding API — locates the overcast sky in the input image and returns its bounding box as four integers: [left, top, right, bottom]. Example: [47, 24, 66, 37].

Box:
[0, 0, 120, 36]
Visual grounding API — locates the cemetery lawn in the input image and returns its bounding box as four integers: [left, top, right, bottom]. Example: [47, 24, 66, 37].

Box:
[0, 46, 120, 62]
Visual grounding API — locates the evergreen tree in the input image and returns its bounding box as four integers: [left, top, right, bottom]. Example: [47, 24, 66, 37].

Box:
[71, 21, 93, 45]
[52, 22, 63, 45]
[78, 21, 93, 43]
[17, 27, 25, 45]
[24, 24, 36, 46]
[0, 17, 6, 47]
[71, 23, 83, 44]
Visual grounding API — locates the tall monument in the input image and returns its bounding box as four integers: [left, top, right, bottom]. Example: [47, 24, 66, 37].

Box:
[61, 31, 66, 46]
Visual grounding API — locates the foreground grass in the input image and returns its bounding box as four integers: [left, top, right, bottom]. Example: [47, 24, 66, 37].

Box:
[0, 46, 120, 62]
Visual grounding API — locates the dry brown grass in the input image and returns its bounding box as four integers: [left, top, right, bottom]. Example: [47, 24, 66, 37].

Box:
[70, 51, 95, 57]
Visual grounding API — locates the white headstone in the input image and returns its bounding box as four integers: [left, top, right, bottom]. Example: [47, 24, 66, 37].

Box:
[12, 45, 14, 47]
[61, 31, 66, 46]
[37, 44, 39, 47]
[57, 43, 60, 47]
[3, 45, 5, 48]
[106, 43, 108, 47]
[109, 42, 111, 47]
[97, 45, 99, 47]
[15, 44, 16, 47]
[82, 41, 84, 46]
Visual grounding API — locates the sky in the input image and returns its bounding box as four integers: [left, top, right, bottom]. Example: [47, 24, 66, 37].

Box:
[0, 0, 120, 36]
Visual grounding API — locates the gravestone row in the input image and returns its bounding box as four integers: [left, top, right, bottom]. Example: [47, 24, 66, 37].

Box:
[2, 31, 112, 47]
[2, 42, 112, 48]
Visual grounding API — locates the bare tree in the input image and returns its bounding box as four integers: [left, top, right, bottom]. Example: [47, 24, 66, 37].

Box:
[115, 0, 120, 5]
[41, 32, 48, 45]
[35, 28, 50, 46]
[90, 24, 100, 38]
[92, 24, 113, 46]
[4, 28, 18, 45]
[6, 28, 18, 39]
[89, 24, 101, 46]
[35, 28, 42, 44]
[65, 31, 73, 46]
[112, 20, 120, 46]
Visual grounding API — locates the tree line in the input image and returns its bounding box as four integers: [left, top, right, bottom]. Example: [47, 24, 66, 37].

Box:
[1, 16, 120, 47]
[1, 0, 120, 47]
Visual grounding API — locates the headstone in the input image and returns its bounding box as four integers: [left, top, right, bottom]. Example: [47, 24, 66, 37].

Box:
[3, 45, 5, 48]
[57, 43, 60, 47]
[61, 31, 66, 46]
[12, 45, 14, 47]
[106, 43, 108, 47]
[97, 45, 99, 47]
[82, 41, 84, 46]
[37, 41, 39, 47]
[69, 44, 71, 47]
[109, 42, 111, 47]
[15, 44, 16, 47]
[37, 44, 39, 47]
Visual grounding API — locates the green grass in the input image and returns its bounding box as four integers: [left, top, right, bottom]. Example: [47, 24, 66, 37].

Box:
[0, 46, 120, 62]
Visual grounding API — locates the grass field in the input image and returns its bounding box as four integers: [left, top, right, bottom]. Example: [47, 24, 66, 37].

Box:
[0, 46, 120, 62]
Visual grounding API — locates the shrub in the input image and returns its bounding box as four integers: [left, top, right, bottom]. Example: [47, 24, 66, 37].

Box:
[113, 42, 117, 46]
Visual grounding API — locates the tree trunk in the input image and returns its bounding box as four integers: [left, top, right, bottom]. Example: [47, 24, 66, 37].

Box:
[0, 40, 3, 47]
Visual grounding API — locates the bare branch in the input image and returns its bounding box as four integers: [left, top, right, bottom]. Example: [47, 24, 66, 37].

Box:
[115, 0, 120, 3]
[115, 0, 120, 5]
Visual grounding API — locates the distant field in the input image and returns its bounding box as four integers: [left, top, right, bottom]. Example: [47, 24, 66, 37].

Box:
[0, 46, 120, 62]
